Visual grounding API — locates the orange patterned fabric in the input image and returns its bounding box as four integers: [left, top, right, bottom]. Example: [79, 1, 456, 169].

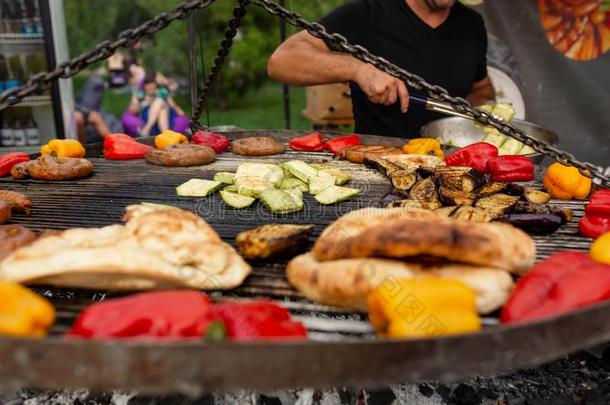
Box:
[538, 0, 610, 61]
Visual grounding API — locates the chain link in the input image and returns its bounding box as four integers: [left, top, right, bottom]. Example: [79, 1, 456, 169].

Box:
[0, 0, 216, 111]
[249, 0, 609, 188]
[190, 0, 249, 132]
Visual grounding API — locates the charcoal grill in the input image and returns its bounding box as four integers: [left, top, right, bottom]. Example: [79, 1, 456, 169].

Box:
[0, 130, 604, 395]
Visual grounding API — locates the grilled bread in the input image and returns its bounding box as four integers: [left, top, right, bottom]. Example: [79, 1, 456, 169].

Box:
[287, 253, 513, 314]
[0, 205, 251, 290]
[313, 210, 535, 274]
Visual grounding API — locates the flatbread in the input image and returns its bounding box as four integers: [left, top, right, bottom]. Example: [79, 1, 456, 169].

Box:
[287, 253, 513, 314]
[313, 214, 535, 274]
[0, 205, 251, 290]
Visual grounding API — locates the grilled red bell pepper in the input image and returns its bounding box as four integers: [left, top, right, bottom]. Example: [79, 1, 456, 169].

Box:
[501, 251, 610, 324]
[585, 189, 610, 217]
[0, 152, 30, 177]
[579, 189, 610, 238]
[486, 155, 535, 182]
[191, 130, 230, 154]
[103, 134, 152, 160]
[66, 291, 218, 340]
[211, 300, 307, 341]
[445, 142, 498, 173]
[289, 133, 324, 152]
[322, 134, 361, 155]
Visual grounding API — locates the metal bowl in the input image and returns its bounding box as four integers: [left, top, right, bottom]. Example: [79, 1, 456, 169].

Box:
[420, 117, 559, 165]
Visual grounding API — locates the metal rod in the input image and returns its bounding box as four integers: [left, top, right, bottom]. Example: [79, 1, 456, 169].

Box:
[279, 0, 290, 129]
[187, 14, 199, 119]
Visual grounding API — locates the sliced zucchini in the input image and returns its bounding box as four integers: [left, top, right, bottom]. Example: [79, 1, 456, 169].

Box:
[214, 172, 236, 184]
[176, 179, 222, 197]
[314, 185, 361, 205]
[234, 177, 273, 198]
[308, 172, 336, 195]
[223, 185, 238, 193]
[520, 145, 535, 155]
[285, 187, 304, 201]
[282, 160, 318, 183]
[259, 188, 304, 214]
[235, 162, 285, 186]
[474, 104, 494, 128]
[482, 132, 507, 148]
[492, 103, 516, 122]
[312, 165, 351, 185]
[278, 175, 309, 192]
[220, 190, 256, 209]
[498, 138, 524, 156]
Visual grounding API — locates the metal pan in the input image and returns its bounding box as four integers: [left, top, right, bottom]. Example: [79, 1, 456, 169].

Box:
[419, 116, 559, 165]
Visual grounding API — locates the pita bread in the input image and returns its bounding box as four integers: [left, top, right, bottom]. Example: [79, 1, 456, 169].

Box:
[287, 253, 513, 314]
[0, 205, 251, 290]
[313, 210, 535, 274]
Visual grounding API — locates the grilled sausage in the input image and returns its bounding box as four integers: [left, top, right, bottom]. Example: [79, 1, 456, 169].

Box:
[0, 190, 32, 214]
[145, 144, 216, 167]
[0, 201, 11, 224]
[231, 137, 286, 156]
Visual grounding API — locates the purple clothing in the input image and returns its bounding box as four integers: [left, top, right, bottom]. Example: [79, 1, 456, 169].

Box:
[121, 110, 189, 137]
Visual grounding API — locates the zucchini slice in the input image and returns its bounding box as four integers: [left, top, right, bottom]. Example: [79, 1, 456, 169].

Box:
[492, 103, 516, 122]
[259, 188, 304, 214]
[223, 185, 238, 193]
[282, 160, 318, 183]
[234, 177, 273, 198]
[312, 165, 351, 185]
[176, 179, 222, 197]
[520, 145, 535, 155]
[279, 175, 309, 192]
[214, 172, 236, 184]
[314, 185, 361, 205]
[498, 138, 524, 156]
[235, 162, 285, 186]
[220, 190, 256, 209]
[308, 173, 336, 195]
[482, 132, 507, 148]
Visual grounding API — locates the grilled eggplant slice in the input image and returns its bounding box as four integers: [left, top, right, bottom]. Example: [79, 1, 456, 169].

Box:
[434, 206, 459, 217]
[512, 201, 573, 223]
[438, 186, 476, 207]
[381, 192, 405, 207]
[462, 170, 487, 193]
[477, 182, 507, 197]
[524, 188, 551, 205]
[434, 166, 486, 192]
[505, 183, 526, 197]
[236, 224, 315, 259]
[363, 156, 401, 176]
[495, 213, 563, 235]
[416, 166, 436, 180]
[451, 206, 493, 222]
[390, 169, 418, 192]
[409, 177, 441, 209]
[475, 193, 520, 217]
[386, 199, 423, 209]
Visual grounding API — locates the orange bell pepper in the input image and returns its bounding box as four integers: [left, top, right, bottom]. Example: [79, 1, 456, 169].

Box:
[40, 139, 85, 158]
[0, 281, 55, 337]
[154, 130, 188, 150]
[543, 162, 591, 200]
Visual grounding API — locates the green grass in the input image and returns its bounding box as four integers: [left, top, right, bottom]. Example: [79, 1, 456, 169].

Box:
[73, 75, 352, 132]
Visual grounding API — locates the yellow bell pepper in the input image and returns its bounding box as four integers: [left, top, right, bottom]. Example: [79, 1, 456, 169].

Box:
[368, 278, 480, 339]
[0, 281, 55, 337]
[591, 232, 610, 265]
[40, 139, 85, 158]
[154, 130, 188, 150]
[543, 162, 592, 200]
[402, 138, 444, 158]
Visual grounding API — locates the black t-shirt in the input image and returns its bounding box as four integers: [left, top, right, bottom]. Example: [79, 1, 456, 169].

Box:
[320, 0, 488, 137]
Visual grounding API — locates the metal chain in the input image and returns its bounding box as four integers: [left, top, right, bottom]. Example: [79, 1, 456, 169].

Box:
[0, 0, 216, 112]
[250, 0, 610, 188]
[190, 0, 249, 132]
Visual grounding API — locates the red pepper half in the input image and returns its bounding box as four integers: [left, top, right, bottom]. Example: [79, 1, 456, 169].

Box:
[103, 134, 152, 160]
[191, 130, 230, 154]
[322, 134, 361, 155]
[486, 155, 534, 182]
[501, 252, 610, 323]
[67, 291, 218, 340]
[585, 189, 610, 217]
[444, 142, 498, 173]
[0, 152, 30, 177]
[579, 215, 610, 239]
[289, 133, 324, 152]
[211, 300, 307, 341]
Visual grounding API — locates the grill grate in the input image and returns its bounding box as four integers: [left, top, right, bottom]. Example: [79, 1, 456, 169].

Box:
[0, 144, 591, 341]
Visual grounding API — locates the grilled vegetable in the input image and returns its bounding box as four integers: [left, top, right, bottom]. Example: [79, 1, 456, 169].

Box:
[236, 224, 314, 259]
[220, 191, 256, 209]
[451, 206, 493, 222]
[309, 173, 336, 195]
[477, 182, 507, 197]
[410, 177, 441, 209]
[390, 169, 417, 192]
[236, 163, 285, 186]
[386, 199, 423, 209]
[259, 188, 303, 214]
[543, 162, 592, 200]
[524, 188, 551, 205]
[282, 160, 318, 183]
[496, 213, 563, 234]
[486, 156, 534, 182]
[462, 170, 487, 193]
[475, 193, 520, 217]
[311, 165, 351, 185]
[483, 132, 507, 148]
[416, 166, 436, 180]
[402, 138, 444, 158]
[314, 185, 361, 205]
[176, 179, 222, 197]
[493, 103, 516, 122]
[224, 185, 238, 193]
[439, 187, 476, 207]
[498, 138, 524, 156]
[445, 142, 498, 173]
[363, 156, 401, 176]
[434, 206, 459, 217]
[381, 192, 405, 207]
[512, 201, 573, 223]
[214, 172, 236, 184]
[434, 166, 486, 193]
[278, 175, 309, 192]
[235, 177, 274, 198]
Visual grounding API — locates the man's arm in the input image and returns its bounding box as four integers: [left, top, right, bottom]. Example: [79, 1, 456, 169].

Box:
[267, 31, 409, 112]
[466, 75, 495, 107]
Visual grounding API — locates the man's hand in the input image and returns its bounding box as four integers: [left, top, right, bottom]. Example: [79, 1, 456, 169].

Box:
[354, 63, 409, 113]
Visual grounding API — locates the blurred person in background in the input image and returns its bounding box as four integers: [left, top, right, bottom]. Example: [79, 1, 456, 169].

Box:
[73, 75, 122, 143]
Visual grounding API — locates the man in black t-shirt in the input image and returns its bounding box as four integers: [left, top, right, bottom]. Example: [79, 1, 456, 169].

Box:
[267, 0, 495, 137]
